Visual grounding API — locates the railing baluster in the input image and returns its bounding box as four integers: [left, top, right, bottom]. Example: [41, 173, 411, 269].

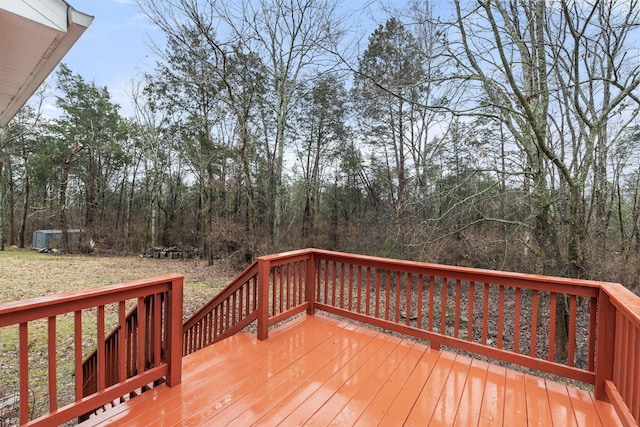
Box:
[441, 278, 448, 334]
[454, 279, 461, 339]
[406, 273, 412, 327]
[98, 305, 106, 390]
[468, 281, 474, 342]
[513, 288, 521, 353]
[497, 285, 504, 349]
[324, 260, 329, 304]
[588, 296, 597, 372]
[385, 270, 391, 320]
[19, 322, 28, 425]
[482, 283, 489, 345]
[395, 271, 401, 324]
[417, 275, 424, 329]
[365, 267, 371, 316]
[348, 264, 354, 310]
[118, 301, 126, 382]
[568, 294, 577, 367]
[530, 290, 538, 358]
[331, 261, 338, 307]
[428, 276, 435, 332]
[375, 269, 381, 318]
[292, 263, 297, 307]
[232, 291, 238, 328]
[288, 263, 293, 309]
[279, 265, 285, 314]
[272, 268, 277, 316]
[625, 320, 635, 406]
[136, 299, 145, 376]
[340, 263, 345, 309]
[620, 317, 629, 402]
[357, 266, 363, 314]
[48, 316, 58, 412]
[549, 292, 556, 362]
[75, 311, 83, 400]
[155, 294, 162, 368]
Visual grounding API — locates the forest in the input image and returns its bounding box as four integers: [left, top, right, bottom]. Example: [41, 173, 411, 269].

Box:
[1, 0, 640, 291]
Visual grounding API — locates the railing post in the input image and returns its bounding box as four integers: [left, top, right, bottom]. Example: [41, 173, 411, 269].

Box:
[166, 275, 183, 387]
[595, 286, 616, 400]
[257, 257, 270, 340]
[306, 252, 316, 315]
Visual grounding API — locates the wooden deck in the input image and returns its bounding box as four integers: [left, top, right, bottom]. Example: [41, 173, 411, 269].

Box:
[82, 314, 621, 426]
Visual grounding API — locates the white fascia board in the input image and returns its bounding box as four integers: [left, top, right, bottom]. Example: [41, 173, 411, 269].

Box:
[0, 0, 68, 32]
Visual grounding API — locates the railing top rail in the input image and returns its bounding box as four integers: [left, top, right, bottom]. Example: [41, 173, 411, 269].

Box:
[0, 273, 184, 327]
[309, 248, 612, 295]
[257, 249, 314, 265]
[602, 282, 640, 329]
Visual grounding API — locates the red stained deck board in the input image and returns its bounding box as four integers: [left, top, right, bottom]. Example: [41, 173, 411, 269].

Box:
[477, 363, 507, 426]
[351, 341, 425, 426]
[453, 358, 490, 427]
[524, 373, 554, 426]
[545, 379, 579, 427]
[259, 331, 400, 426]
[502, 367, 528, 426]
[428, 353, 474, 426]
[327, 339, 415, 425]
[80, 314, 624, 427]
[378, 346, 441, 426]
[213, 325, 382, 425]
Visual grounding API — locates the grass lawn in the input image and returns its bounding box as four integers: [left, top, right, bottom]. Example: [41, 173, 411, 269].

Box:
[0, 248, 236, 424]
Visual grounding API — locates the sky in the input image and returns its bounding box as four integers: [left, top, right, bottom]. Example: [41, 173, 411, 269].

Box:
[53, 0, 395, 117]
[49, 0, 163, 116]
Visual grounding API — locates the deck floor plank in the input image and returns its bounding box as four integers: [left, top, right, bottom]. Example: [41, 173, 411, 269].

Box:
[164, 317, 354, 427]
[524, 374, 554, 426]
[477, 363, 507, 427]
[428, 353, 474, 426]
[402, 350, 458, 425]
[377, 346, 441, 427]
[351, 341, 426, 426]
[325, 338, 415, 425]
[258, 331, 399, 426]
[453, 358, 490, 427]
[502, 367, 528, 426]
[216, 325, 381, 425]
[79, 314, 623, 427]
[545, 379, 579, 427]
[567, 385, 606, 427]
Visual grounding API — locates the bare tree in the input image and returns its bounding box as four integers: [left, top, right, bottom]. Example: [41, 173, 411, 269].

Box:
[138, 0, 345, 251]
[430, 0, 640, 360]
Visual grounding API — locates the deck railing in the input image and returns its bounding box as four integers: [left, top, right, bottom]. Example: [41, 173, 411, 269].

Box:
[0, 274, 183, 426]
[182, 261, 258, 355]
[3, 250, 638, 425]
[183, 248, 639, 425]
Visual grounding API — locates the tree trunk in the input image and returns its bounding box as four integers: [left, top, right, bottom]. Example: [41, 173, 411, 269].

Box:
[60, 161, 71, 253]
[18, 174, 29, 248]
[0, 157, 4, 251]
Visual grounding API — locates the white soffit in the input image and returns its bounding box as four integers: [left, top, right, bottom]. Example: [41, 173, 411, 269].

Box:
[0, 0, 93, 127]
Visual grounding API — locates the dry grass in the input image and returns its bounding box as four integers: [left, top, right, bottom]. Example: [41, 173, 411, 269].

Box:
[0, 248, 237, 317]
[0, 248, 239, 425]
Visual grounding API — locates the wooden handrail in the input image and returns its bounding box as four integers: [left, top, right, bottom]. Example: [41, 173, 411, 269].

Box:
[182, 261, 259, 355]
[0, 274, 183, 427]
[600, 282, 640, 425]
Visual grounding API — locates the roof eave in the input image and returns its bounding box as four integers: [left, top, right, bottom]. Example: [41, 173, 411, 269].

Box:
[0, 2, 93, 127]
